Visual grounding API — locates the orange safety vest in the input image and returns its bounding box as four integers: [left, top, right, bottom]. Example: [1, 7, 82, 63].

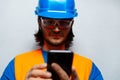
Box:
[15, 49, 92, 80]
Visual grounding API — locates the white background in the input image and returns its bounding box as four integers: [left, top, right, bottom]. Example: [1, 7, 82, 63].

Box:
[0, 0, 120, 80]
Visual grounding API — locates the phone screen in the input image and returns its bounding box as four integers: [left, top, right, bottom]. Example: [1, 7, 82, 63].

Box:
[47, 50, 73, 80]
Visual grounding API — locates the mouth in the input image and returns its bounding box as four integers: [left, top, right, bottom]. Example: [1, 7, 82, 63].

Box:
[49, 32, 63, 39]
[52, 34, 62, 39]
[50, 32, 63, 36]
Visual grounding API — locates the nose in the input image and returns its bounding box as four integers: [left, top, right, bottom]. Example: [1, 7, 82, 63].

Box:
[53, 26, 60, 33]
[53, 22, 61, 33]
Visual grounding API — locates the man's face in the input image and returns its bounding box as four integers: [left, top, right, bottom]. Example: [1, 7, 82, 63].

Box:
[39, 17, 73, 46]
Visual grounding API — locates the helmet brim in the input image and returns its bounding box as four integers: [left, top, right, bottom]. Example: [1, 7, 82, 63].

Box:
[35, 11, 77, 19]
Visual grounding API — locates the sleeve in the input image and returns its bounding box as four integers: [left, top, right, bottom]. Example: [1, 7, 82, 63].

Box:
[89, 62, 104, 80]
[0, 59, 15, 80]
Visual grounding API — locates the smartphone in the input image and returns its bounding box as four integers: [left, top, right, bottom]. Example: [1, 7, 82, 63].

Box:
[47, 50, 73, 80]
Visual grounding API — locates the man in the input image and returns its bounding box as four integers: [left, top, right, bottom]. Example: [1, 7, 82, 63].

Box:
[1, 0, 103, 80]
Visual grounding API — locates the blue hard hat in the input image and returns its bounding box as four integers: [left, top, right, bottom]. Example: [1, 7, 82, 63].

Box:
[35, 0, 78, 19]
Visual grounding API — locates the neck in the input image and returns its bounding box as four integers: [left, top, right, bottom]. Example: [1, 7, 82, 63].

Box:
[42, 43, 66, 51]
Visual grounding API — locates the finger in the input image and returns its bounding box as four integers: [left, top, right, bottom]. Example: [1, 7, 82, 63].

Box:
[29, 77, 52, 80]
[26, 63, 51, 79]
[71, 67, 79, 80]
[29, 69, 52, 78]
[31, 63, 47, 70]
[51, 63, 70, 80]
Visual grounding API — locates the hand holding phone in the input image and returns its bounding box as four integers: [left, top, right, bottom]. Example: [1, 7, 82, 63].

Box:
[47, 50, 73, 80]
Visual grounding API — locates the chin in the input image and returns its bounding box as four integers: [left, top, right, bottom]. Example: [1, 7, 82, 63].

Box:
[48, 40, 65, 46]
[51, 41, 62, 46]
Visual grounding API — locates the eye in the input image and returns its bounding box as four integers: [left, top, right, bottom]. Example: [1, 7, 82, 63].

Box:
[43, 20, 52, 25]
[59, 21, 70, 27]
[48, 26, 54, 29]
[58, 26, 65, 29]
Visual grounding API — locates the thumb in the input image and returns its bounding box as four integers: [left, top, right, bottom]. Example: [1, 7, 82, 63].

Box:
[71, 67, 80, 80]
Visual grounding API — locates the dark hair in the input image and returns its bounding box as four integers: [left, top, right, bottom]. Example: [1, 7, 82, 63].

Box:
[34, 17, 74, 49]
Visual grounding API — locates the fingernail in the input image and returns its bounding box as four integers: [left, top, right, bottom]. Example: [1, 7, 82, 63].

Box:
[47, 72, 52, 77]
[42, 63, 47, 66]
